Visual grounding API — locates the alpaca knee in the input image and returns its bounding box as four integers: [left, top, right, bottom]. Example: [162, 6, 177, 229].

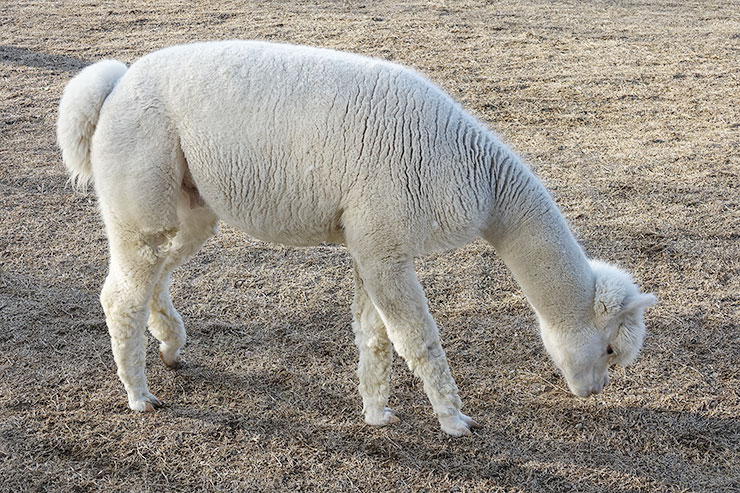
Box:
[402, 342, 448, 380]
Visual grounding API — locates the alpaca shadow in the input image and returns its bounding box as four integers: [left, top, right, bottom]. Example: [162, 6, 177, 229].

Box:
[160, 316, 359, 419]
[160, 361, 629, 491]
[161, 354, 361, 437]
[0, 45, 93, 72]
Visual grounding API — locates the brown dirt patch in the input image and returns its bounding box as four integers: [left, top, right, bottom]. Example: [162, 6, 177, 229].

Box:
[1, 1, 738, 491]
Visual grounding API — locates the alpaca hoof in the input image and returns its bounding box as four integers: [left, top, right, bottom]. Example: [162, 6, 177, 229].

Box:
[439, 411, 478, 437]
[365, 407, 400, 426]
[159, 346, 181, 369]
[129, 392, 163, 412]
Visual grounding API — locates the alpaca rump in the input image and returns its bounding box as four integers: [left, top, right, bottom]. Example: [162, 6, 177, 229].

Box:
[57, 40, 656, 437]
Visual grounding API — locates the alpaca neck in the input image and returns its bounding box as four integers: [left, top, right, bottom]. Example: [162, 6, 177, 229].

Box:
[483, 150, 594, 326]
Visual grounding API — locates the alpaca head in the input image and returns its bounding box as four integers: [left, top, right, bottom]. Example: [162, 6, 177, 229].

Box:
[539, 260, 657, 397]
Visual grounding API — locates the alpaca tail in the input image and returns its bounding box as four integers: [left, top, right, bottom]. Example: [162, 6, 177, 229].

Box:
[56, 59, 128, 190]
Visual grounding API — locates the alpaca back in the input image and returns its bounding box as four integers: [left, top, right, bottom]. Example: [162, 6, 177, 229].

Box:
[117, 41, 495, 249]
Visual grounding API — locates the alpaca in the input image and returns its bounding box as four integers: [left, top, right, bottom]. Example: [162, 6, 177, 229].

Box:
[57, 41, 656, 437]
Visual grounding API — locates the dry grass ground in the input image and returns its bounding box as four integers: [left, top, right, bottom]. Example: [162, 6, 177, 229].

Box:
[1, 0, 739, 491]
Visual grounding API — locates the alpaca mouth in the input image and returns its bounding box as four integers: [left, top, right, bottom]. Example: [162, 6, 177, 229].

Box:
[574, 388, 596, 398]
[570, 373, 608, 397]
[574, 387, 600, 398]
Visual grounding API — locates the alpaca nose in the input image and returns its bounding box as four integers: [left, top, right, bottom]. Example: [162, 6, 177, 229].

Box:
[590, 374, 609, 395]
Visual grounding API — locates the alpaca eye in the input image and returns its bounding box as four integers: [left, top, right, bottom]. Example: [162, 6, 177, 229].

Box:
[606, 345, 614, 355]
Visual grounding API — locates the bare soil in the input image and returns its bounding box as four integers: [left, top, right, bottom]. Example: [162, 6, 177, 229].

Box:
[1, 1, 738, 491]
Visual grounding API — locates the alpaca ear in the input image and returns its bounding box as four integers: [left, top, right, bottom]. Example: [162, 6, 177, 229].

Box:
[590, 259, 656, 325]
[595, 291, 657, 325]
[617, 293, 657, 319]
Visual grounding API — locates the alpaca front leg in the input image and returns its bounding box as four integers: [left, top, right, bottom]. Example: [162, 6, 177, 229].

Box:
[352, 264, 398, 426]
[354, 258, 478, 437]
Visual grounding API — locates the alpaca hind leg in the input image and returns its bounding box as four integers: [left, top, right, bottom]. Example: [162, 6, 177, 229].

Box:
[100, 227, 173, 412]
[352, 255, 478, 437]
[351, 261, 398, 426]
[148, 201, 218, 368]
[93, 104, 187, 411]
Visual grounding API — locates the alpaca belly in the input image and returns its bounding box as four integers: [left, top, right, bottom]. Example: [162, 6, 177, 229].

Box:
[190, 163, 343, 247]
[229, 206, 342, 247]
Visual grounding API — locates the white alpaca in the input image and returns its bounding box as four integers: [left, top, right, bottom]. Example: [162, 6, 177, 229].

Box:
[57, 41, 656, 437]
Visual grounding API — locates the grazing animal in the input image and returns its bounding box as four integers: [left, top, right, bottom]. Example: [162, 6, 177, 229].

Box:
[57, 41, 656, 436]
